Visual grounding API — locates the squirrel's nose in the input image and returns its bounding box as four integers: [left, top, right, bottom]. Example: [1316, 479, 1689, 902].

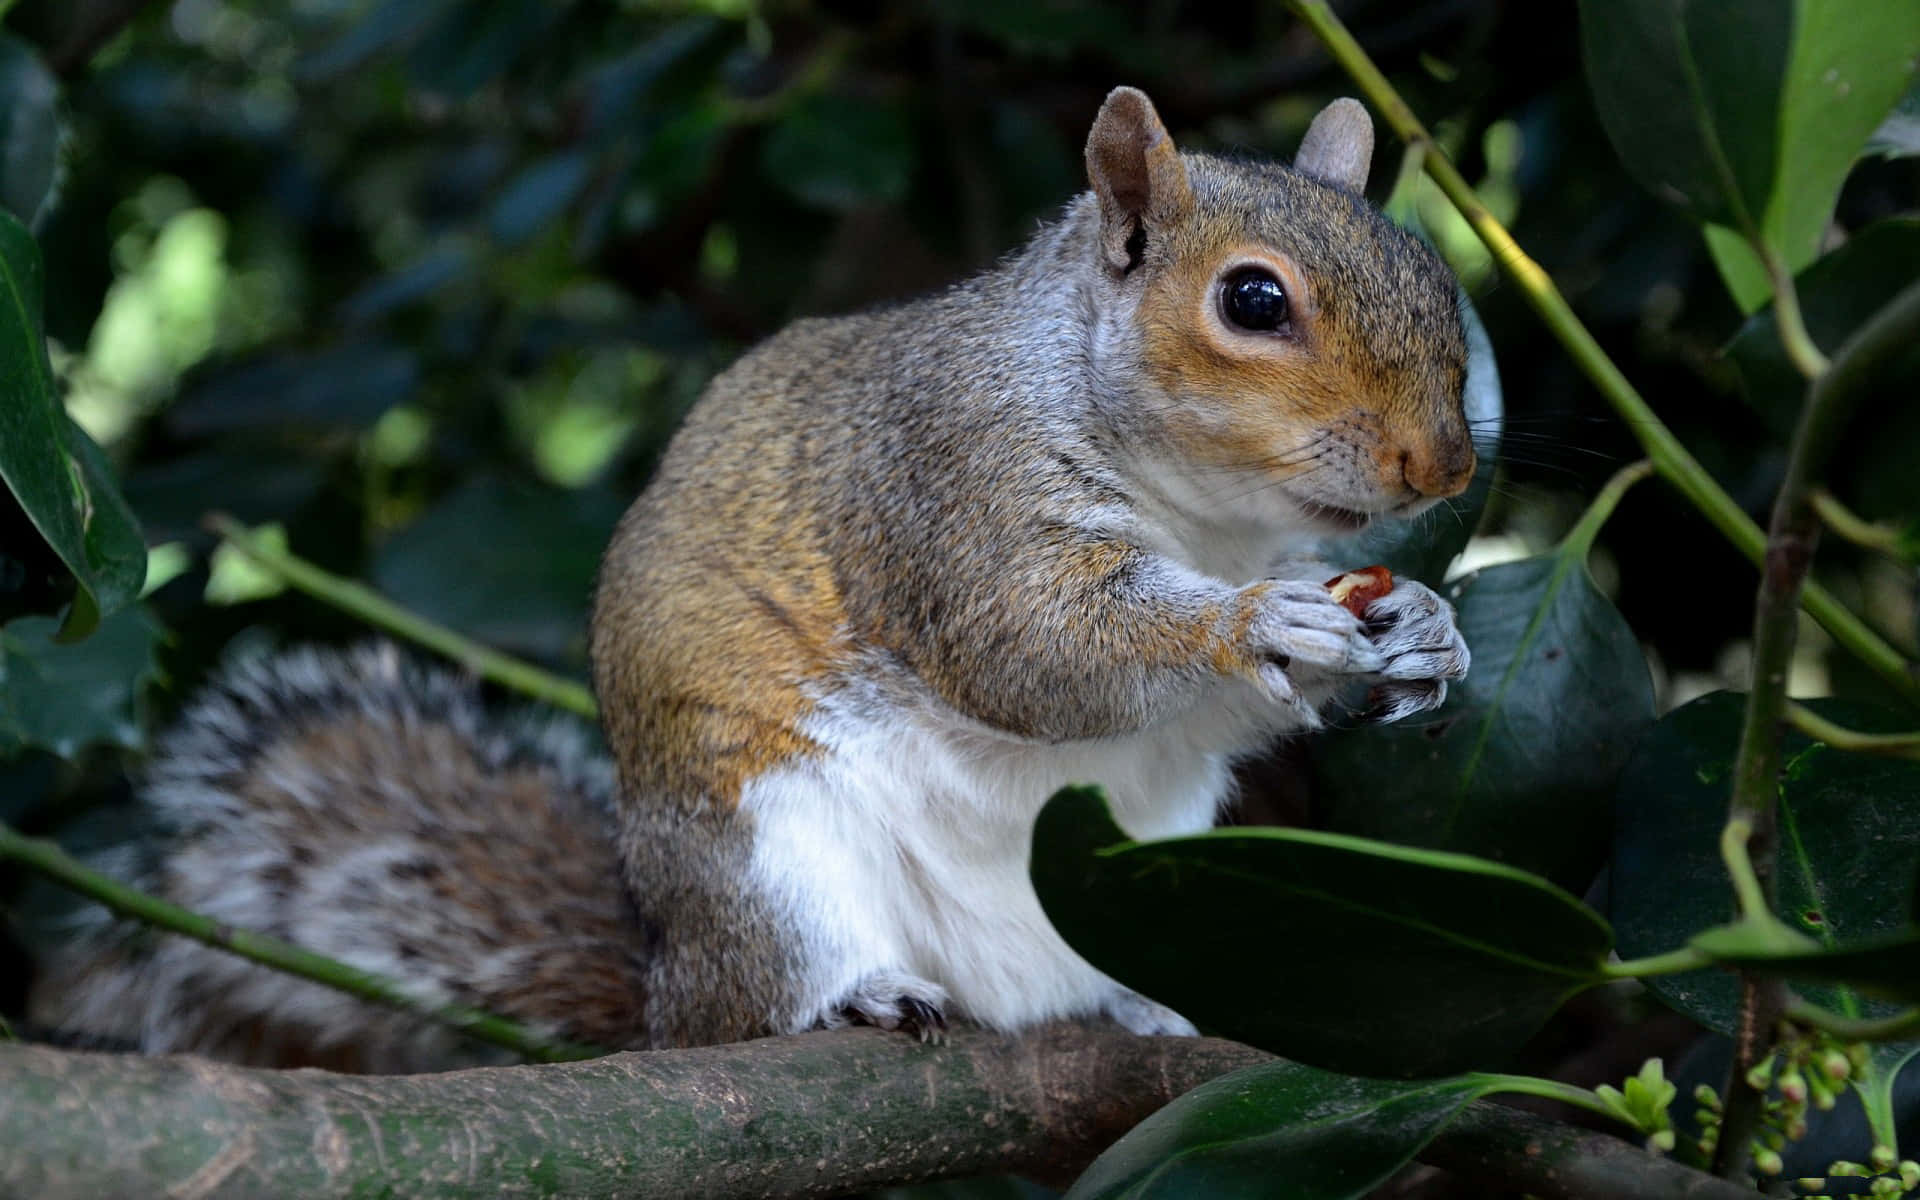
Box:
[1401, 435, 1475, 499]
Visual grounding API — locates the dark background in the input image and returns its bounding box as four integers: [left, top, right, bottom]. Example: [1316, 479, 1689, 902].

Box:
[2, 1, 1917, 1168]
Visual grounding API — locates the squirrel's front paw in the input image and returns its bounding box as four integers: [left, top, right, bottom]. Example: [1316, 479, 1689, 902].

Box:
[1358, 580, 1469, 723]
[826, 970, 951, 1043]
[1244, 580, 1382, 725]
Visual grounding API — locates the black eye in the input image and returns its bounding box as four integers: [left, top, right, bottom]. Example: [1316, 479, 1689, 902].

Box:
[1220, 267, 1289, 332]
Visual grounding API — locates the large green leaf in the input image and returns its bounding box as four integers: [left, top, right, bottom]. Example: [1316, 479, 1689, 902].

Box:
[371, 477, 624, 664]
[1612, 691, 1920, 1031]
[1581, 0, 1920, 310]
[1066, 1060, 1490, 1200]
[0, 605, 165, 759]
[1310, 532, 1655, 893]
[1031, 787, 1612, 1079]
[0, 34, 62, 231]
[0, 210, 146, 640]
[1314, 292, 1501, 584]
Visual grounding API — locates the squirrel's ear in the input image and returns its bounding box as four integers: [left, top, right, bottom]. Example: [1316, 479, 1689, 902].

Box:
[1085, 86, 1194, 272]
[1295, 98, 1374, 194]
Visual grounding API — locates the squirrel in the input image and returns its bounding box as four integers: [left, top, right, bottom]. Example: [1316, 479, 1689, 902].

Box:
[27, 88, 1473, 1070]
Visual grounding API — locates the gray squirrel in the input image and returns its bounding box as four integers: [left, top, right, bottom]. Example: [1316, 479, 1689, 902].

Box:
[30, 88, 1472, 1070]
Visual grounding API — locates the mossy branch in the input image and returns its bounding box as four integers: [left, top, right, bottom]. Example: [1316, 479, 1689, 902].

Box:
[1282, 0, 1920, 709]
[0, 1030, 1765, 1200]
[0, 819, 596, 1064]
[206, 513, 599, 718]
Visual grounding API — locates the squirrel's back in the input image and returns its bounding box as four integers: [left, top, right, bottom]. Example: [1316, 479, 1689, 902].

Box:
[28, 643, 650, 1072]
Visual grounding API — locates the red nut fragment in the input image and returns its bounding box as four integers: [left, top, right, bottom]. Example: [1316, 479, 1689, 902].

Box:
[1324, 565, 1394, 617]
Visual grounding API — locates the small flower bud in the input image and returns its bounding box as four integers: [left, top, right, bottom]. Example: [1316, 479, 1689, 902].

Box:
[1649, 1129, 1676, 1153]
[1872, 1144, 1897, 1172]
[1693, 1083, 1722, 1110]
[1778, 1068, 1807, 1104]
[1753, 1147, 1785, 1176]
[1818, 1049, 1851, 1082]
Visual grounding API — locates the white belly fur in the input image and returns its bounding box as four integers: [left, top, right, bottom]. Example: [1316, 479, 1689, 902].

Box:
[742, 681, 1286, 1032]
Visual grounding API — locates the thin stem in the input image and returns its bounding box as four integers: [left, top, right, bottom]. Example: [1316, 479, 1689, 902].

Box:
[1282, 0, 1920, 708]
[207, 514, 598, 719]
[1759, 244, 1831, 380]
[1558, 459, 1653, 558]
[1606, 947, 1715, 980]
[1717, 818, 1772, 923]
[0, 820, 599, 1063]
[1809, 489, 1911, 559]
[1787, 999, 1920, 1043]
[1473, 1073, 1635, 1127]
[1786, 702, 1920, 761]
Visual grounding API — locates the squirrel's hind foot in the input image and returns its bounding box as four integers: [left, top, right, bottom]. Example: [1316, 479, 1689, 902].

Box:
[825, 970, 951, 1043]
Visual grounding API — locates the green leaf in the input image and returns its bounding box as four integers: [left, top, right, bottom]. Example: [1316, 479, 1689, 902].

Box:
[168, 344, 420, 435]
[1066, 1060, 1491, 1200]
[761, 93, 915, 212]
[0, 210, 147, 640]
[1612, 692, 1920, 1031]
[1580, 0, 1920, 308]
[1310, 540, 1655, 893]
[371, 477, 625, 664]
[1031, 787, 1612, 1078]
[1314, 292, 1501, 583]
[0, 605, 165, 759]
[0, 34, 62, 231]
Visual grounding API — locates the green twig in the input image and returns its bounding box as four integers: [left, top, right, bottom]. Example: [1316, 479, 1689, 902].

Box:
[1717, 818, 1773, 924]
[0, 819, 598, 1063]
[1809, 489, 1912, 560]
[1786, 702, 1920, 761]
[1606, 947, 1714, 980]
[1758, 244, 1832, 381]
[1473, 1072, 1639, 1127]
[1786, 1000, 1920, 1044]
[207, 513, 599, 719]
[1282, 0, 1920, 708]
[1558, 459, 1654, 557]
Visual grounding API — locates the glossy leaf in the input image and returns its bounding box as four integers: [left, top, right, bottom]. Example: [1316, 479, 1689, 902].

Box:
[1031, 787, 1612, 1078]
[1311, 539, 1655, 893]
[1612, 692, 1920, 1032]
[1315, 292, 1502, 583]
[1066, 1060, 1489, 1200]
[0, 605, 165, 759]
[0, 34, 62, 231]
[0, 211, 146, 639]
[1581, 0, 1920, 309]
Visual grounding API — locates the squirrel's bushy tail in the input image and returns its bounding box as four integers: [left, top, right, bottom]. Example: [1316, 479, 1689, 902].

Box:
[27, 643, 652, 1072]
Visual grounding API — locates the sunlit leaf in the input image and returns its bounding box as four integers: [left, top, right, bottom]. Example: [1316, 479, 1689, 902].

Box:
[1581, 0, 1920, 310]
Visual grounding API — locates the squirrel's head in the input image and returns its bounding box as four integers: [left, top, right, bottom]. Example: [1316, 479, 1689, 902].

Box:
[1085, 87, 1473, 534]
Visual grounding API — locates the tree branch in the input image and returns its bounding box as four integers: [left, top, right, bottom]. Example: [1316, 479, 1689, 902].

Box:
[2, 1029, 1761, 1199]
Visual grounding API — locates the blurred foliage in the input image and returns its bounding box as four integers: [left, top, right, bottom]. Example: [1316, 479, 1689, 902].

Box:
[2, 0, 1919, 1191]
[0, 0, 1906, 742]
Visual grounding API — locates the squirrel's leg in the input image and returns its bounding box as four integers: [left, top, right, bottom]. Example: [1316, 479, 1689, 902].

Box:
[623, 776, 950, 1047]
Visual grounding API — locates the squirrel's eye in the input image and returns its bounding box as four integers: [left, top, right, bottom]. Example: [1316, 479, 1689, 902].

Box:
[1220, 268, 1289, 333]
